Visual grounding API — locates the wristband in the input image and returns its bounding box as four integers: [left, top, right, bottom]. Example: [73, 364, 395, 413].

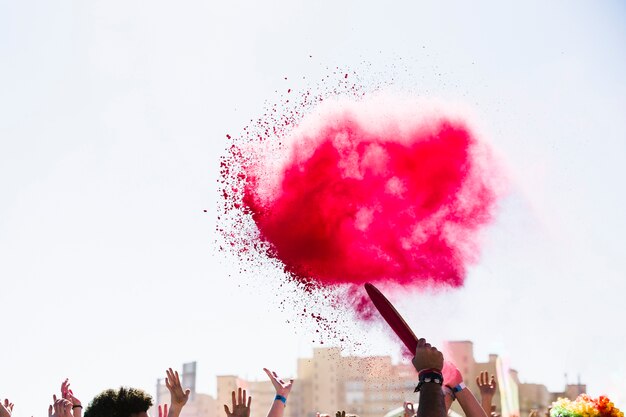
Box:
[452, 382, 466, 393]
[275, 395, 287, 405]
[72, 406, 83, 410]
[414, 370, 443, 392]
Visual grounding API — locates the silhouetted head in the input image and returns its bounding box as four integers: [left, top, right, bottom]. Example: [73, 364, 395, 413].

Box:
[84, 387, 153, 417]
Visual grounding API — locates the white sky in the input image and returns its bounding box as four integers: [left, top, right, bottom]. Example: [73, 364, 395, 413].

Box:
[1, 0, 625, 415]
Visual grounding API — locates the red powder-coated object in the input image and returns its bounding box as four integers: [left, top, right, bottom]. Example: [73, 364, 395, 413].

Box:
[364, 282, 418, 354]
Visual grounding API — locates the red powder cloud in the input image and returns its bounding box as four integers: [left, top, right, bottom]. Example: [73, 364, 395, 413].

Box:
[239, 98, 500, 289]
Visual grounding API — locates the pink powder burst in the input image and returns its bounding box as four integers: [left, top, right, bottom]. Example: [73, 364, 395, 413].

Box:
[240, 97, 501, 291]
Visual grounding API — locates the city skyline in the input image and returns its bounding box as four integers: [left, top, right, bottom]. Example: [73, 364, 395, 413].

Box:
[154, 341, 587, 417]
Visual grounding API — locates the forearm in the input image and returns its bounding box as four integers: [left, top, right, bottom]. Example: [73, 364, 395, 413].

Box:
[444, 389, 454, 411]
[267, 398, 286, 417]
[480, 396, 493, 415]
[417, 384, 446, 417]
[169, 403, 186, 417]
[456, 389, 488, 417]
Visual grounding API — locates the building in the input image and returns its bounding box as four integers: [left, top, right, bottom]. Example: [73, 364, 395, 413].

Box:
[443, 341, 586, 417]
[218, 348, 420, 417]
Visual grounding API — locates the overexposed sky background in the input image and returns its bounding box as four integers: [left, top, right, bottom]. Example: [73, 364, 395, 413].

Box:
[1, 0, 626, 415]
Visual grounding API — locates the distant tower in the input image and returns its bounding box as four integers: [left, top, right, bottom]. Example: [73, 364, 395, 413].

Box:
[182, 361, 197, 401]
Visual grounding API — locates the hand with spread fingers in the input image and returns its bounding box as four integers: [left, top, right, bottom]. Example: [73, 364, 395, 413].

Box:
[158, 404, 169, 417]
[264, 368, 293, 417]
[263, 369, 294, 398]
[476, 371, 497, 397]
[1, 399, 14, 417]
[61, 379, 82, 417]
[476, 371, 497, 414]
[224, 388, 251, 417]
[165, 368, 191, 417]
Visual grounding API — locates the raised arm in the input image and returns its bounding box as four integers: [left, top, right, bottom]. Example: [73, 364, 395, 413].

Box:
[61, 379, 83, 417]
[263, 368, 293, 417]
[476, 371, 497, 415]
[165, 368, 191, 417]
[224, 388, 251, 417]
[49, 395, 74, 417]
[412, 338, 446, 417]
[442, 363, 488, 417]
[1, 399, 14, 417]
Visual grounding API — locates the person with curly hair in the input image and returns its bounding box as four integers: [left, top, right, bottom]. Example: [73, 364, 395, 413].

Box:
[84, 387, 153, 417]
[84, 368, 189, 417]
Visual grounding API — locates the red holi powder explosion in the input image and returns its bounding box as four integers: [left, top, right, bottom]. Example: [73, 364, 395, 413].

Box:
[244, 114, 495, 288]
[218, 72, 501, 337]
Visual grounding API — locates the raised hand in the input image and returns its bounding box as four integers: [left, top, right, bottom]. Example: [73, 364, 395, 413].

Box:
[476, 372, 497, 397]
[159, 404, 169, 417]
[403, 402, 415, 417]
[336, 411, 346, 417]
[412, 338, 444, 372]
[263, 369, 294, 398]
[165, 368, 191, 414]
[476, 371, 497, 414]
[1, 399, 14, 417]
[49, 396, 73, 417]
[223, 388, 251, 417]
[61, 379, 82, 417]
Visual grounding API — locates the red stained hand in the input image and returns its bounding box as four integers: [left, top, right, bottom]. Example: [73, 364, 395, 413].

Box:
[442, 361, 463, 388]
[61, 379, 82, 417]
